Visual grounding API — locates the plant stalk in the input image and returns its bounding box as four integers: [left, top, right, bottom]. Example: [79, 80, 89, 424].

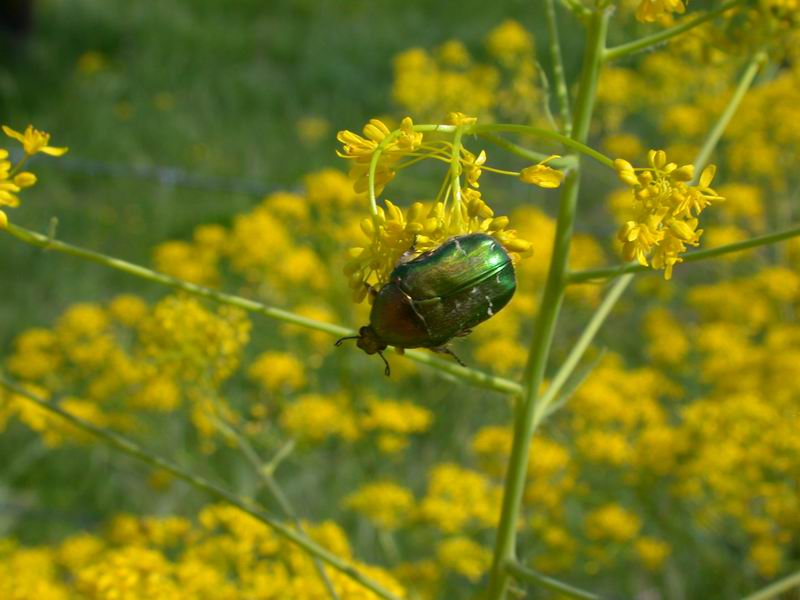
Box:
[485, 9, 610, 600]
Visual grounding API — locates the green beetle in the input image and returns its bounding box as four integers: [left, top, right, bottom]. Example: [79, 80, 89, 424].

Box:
[336, 233, 516, 375]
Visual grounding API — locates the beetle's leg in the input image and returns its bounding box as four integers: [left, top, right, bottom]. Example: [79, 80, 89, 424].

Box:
[432, 345, 466, 367]
[334, 335, 360, 347]
[376, 350, 391, 376]
[397, 234, 420, 264]
[454, 328, 473, 338]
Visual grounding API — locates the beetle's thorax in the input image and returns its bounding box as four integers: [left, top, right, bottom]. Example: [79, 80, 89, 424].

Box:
[356, 325, 388, 355]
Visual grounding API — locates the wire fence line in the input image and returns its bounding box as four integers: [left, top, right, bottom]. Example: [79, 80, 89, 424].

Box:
[15, 150, 277, 196]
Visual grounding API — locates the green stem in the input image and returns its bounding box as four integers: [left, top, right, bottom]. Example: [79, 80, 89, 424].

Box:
[485, 9, 610, 600]
[603, 0, 749, 62]
[544, 0, 573, 135]
[504, 560, 603, 600]
[471, 123, 614, 168]
[477, 133, 577, 169]
[212, 415, 340, 600]
[692, 50, 766, 178]
[450, 126, 465, 213]
[2, 222, 519, 396]
[742, 570, 800, 600]
[536, 274, 632, 412]
[568, 223, 800, 283]
[0, 377, 404, 600]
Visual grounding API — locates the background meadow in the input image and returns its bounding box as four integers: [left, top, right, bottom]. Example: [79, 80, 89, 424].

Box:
[1, 0, 799, 598]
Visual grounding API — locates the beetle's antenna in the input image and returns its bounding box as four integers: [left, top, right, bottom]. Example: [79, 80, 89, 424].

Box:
[377, 351, 391, 376]
[334, 335, 360, 347]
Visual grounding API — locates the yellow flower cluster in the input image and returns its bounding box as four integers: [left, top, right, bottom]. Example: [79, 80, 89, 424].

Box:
[1, 294, 251, 447]
[615, 150, 723, 279]
[0, 507, 404, 600]
[635, 0, 685, 23]
[0, 124, 67, 227]
[392, 21, 541, 124]
[337, 116, 422, 195]
[418, 463, 502, 533]
[278, 393, 433, 453]
[344, 481, 416, 530]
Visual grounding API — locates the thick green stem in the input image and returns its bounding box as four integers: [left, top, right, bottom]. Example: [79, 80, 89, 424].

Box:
[603, 0, 749, 62]
[544, 0, 572, 135]
[485, 9, 609, 600]
[692, 50, 766, 178]
[742, 570, 800, 600]
[2, 223, 519, 396]
[504, 560, 603, 600]
[0, 377, 403, 600]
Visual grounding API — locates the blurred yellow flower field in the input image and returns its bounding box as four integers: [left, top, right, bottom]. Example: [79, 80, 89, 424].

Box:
[1, 1, 800, 598]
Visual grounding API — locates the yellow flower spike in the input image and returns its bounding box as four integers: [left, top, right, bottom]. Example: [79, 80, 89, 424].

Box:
[0, 210, 7, 229]
[613, 149, 724, 278]
[2, 124, 69, 156]
[519, 155, 565, 189]
[14, 172, 37, 188]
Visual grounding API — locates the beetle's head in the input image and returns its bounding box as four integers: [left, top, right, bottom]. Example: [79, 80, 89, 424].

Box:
[335, 326, 391, 376]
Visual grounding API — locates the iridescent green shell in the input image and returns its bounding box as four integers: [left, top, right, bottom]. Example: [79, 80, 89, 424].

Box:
[369, 233, 516, 349]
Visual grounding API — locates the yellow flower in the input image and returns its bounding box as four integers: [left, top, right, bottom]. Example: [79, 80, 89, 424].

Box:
[247, 351, 306, 393]
[344, 482, 415, 530]
[635, 0, 685, 22]
[337, 117, 422, 195]
[519, 155, 565, 189]
[0, 152, 21, 209]
[614, 150, 724, 279]
[344, 193, 532, 302]
[635, 537, 671, 571]
[485, 20, 534, 63]
[3, 124, 68, 156]
[436, 536, 492, 582]
[444, 111, 478, 126]
[584, 504, 642, 542]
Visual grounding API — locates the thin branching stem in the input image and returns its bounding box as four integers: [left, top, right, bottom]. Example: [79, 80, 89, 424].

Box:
[0, 377, 404, 600]
[568, 223, 800, 282]
[477, 133, 577, 169]
[692, 50, 766, 178]
[544, 0, 573, 135]
[505, 560, 603, 600]
[536, 273, 633, 413]
[2, 223, 520, 396]
[603, 0, 749, 62]
[211, 415, 340, 600]
[742, 570, 800, 600]
[472, 123, 614, 168]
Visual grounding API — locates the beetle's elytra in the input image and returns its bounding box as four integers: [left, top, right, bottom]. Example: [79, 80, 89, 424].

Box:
[336, 233, 516, 375]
